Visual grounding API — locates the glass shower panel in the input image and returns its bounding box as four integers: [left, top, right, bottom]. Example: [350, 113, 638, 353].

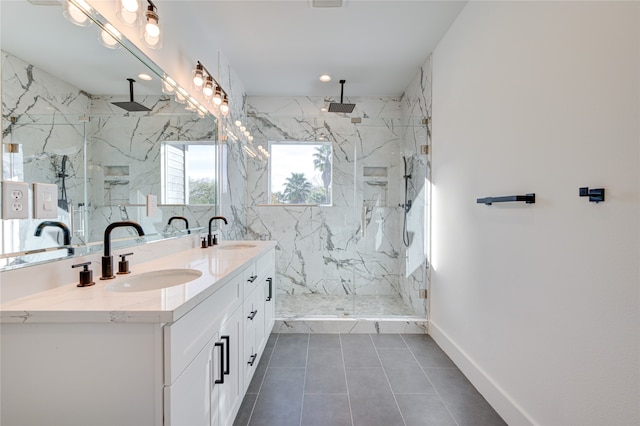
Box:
[1, 114, 87, 266]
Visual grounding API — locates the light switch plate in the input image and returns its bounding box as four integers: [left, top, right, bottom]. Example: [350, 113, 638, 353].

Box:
[146, 194, 157, 217]
[2, 181, 30, 219]
[34, 182, 58, 219]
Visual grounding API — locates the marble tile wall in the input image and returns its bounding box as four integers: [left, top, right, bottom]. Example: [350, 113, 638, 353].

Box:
[1, 51, 89, 261]
[244, 96, 429, 316]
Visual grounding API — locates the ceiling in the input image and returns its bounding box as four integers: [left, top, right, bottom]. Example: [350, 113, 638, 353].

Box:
[1, 0, 467, 98]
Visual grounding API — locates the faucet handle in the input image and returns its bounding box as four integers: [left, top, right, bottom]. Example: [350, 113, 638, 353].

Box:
[117, 252, 134, 274]
[72, 262, 95, 288]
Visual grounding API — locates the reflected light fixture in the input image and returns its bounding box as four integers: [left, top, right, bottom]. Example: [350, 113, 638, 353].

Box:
[162, 76, 176, 94]
[234, 120, 242, 127]
[117, 0, 139, 25]
[175, 87, 188, 104]
[142, 0, 161, 48]
[137, 73, 152, 81]
[100, 23, 121, 49]
[63, 0, 92, 27]
[220, 95, 230, 116]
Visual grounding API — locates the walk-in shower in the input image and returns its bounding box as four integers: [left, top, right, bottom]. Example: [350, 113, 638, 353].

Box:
[246, 106, 431, 327]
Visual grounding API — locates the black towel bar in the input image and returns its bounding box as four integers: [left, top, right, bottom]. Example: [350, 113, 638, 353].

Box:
[476, 193, 535, 205]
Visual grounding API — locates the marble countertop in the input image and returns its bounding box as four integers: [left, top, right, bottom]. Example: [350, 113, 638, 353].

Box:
[0, 240, 276, 324]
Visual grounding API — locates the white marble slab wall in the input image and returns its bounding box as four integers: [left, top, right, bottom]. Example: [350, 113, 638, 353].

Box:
[216, 52, 248, 241]
[398, 54, 433, 318]
[245, 96, 422, 307]
[1, 51, 89, 260]
[87, 95, 218, 243]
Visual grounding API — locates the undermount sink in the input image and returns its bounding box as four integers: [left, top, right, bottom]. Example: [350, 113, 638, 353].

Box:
[105, 269, 203, 293]
[217, 244, 257, 251]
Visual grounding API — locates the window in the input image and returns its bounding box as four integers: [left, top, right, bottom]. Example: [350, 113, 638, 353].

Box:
[269, 142, 332, 205]
[161, 142, 217, 205]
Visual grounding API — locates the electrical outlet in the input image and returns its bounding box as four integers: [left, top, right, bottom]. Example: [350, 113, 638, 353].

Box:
[2, 181, 29, 219]
[34, 183, 58, 219]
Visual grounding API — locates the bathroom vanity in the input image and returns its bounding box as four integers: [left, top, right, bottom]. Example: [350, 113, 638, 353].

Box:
[0, 239, 276, 426]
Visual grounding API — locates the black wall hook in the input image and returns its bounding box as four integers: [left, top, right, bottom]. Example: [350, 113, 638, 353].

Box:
[579, 187, 605, 203]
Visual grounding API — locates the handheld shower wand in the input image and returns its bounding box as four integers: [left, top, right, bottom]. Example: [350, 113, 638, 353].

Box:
[401, 156, 412, 247]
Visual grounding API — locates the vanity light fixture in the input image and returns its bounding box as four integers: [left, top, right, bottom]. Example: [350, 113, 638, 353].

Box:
[116, 0, 139, 25]
[202, 76, 214, 99]
[142, 0, 161, 49]
[63, 0, 92, 27]
[191, 61, 229, 112]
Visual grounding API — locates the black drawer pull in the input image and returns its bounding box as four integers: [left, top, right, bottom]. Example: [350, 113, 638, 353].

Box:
[247, 310, 258, 320]
[247, 275, 257, 283]
[221, 335, 230, 375]
[214, 341, 224, 384]
[248, 353, 257, 366]
[266, 277, 273, 302]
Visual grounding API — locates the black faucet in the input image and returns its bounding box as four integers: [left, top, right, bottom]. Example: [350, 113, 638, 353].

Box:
[167, 216, 190, 234]
[208, 216, 228, 246]
[34, 221, 74, 255]
[101, 221, 145, 280]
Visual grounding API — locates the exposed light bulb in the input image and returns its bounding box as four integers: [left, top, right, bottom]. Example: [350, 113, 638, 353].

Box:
[121, 0, 138, 13]
[100, 30, 119, 49]
[142, 3, 161, 48]
[193, 64, 204, 88]
[220, 95, 230, 115]
[145, 20, 160, 38]
[212, 87, 222, 105]
[203, 76, 214, 98]
[240, 126, 246, 132]
[234, 120, 242, 127]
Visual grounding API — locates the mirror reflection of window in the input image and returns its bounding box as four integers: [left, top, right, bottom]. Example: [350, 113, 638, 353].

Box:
[268, 142, 333, 206]
[161, 142, 217, 205]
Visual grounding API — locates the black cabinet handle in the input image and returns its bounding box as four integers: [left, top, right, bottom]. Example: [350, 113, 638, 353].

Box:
[247, 353, 257, 366]
[214, 342, 224, 384]
[247, 310, 258, 320]
[266, 277, 273, 302]
[247, 275, 257, 283]
[221, 335, 230, 376]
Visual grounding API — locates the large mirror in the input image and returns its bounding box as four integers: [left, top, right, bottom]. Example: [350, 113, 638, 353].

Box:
[1, 0, 219, 269]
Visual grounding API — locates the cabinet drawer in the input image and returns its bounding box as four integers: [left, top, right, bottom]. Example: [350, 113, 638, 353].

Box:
[243, 262, 258, 293]
[164, 274, 242, 385]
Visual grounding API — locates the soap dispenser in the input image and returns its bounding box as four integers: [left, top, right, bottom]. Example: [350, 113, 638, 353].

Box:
[72, 261, 95, 287]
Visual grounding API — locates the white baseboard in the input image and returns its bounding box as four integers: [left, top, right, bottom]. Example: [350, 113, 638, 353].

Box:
[429, 321, 535, 426]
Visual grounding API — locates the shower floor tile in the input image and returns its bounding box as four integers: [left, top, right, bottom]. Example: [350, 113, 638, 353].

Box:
[277, 294, 416, 317]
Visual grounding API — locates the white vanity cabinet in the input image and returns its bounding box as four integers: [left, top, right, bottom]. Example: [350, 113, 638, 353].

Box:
[0, 242, 276, 426]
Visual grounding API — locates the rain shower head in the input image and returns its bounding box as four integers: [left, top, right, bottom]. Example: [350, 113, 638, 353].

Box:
[111, 78, 152, 112]
[328, 80, 356, 113]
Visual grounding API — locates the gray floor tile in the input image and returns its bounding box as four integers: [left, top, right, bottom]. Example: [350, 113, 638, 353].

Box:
[385, 366, 436, 394]
[305, 364, 348, 394]
[425, 368, 506, 425]
[370, 334, 407, 348]
[309, 333, 341, 348]
[233, 393, 257, 426]
[249, 367, 305, 426]
[301, 394, 351, 426]
[402, 334, 457, 368]
[346, 367, 404, 426]
[268, 334, 309, 368]
[395, 393, 457, 426]
[247, 353, 271, 394]
[307, 347, 342, 368]
[341, 334, 380, 367]
[377, 347, 421, 370]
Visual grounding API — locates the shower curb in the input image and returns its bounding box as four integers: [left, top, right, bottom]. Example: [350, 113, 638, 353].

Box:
[273, 317, 428, 334]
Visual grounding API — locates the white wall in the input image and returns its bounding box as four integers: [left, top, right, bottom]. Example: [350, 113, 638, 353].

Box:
[430, 2, 639, 425]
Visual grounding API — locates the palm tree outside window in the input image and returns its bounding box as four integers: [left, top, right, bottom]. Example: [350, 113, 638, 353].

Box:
[268, 141, 333, 205]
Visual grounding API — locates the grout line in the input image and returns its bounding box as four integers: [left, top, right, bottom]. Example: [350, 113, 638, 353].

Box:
[245, 333, 280, 426]
[298, 333, 310, 426]
[400, 334, 460, 426]
[369, 333, 408, 426]
[339, 333, 356, 426]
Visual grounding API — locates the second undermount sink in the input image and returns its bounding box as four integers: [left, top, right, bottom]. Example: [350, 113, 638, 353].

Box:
[105, 269, 203, 293]
[217, 243, 257, 251]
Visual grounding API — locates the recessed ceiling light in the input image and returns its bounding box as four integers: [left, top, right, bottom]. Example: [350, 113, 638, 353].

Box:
[319, 74, 331, 82]
[138, 73, 152, 81]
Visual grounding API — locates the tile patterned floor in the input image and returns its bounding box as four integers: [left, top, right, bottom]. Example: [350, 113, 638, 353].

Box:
[233, 333, 506, 426]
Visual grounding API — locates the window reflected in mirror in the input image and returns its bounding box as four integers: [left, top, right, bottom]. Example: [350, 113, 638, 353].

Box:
[161, 142, 217, 205]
